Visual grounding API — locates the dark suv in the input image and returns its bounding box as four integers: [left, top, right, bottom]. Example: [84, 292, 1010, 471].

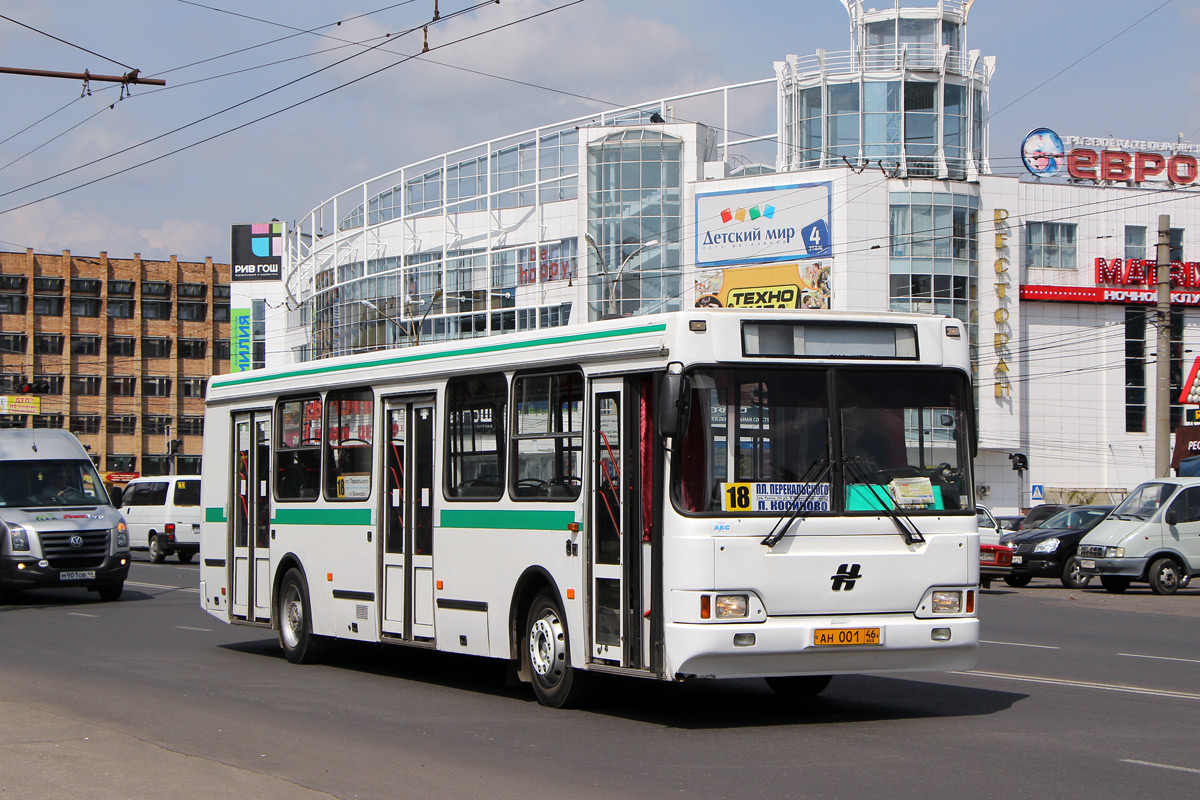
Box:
[1000, 505, 1113, 589]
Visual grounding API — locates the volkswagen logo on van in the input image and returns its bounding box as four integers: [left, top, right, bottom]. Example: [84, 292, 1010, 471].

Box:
[69, 535, 84, 549]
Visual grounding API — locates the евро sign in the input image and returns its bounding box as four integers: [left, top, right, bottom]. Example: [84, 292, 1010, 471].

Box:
[1022, 127, 1199, 186]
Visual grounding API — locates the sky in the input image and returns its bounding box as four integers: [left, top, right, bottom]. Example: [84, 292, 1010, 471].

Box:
[0, 0, 1195, 264]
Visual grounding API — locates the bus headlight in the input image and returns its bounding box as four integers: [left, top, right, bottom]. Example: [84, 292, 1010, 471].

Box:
[114, 521, 128, 549]
[8, 523, 30, 552]
[931, 590, 964, 614]
[715, 594, 749, 619]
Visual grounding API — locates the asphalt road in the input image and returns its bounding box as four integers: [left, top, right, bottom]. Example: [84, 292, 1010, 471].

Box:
[2, 559, 1198, 800]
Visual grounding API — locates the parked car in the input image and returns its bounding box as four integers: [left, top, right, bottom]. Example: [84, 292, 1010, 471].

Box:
[1000, 505, 1114, 589]
[976, 505, 1002, 545]
[1017, 504, 1068, 531]
[979, 543, 1014, 589]
[1079, 479, 1200, 595]
[996, 515, 1024, 532]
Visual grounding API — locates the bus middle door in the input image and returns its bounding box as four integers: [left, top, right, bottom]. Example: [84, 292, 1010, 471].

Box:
[231, 412, 272, 624]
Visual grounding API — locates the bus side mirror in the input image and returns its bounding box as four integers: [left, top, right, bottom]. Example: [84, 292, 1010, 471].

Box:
[658, 373, 691, 439]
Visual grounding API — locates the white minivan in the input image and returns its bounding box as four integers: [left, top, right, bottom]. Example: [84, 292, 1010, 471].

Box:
[1078, 478, 1200, 595]
[117, 476, 202, 564]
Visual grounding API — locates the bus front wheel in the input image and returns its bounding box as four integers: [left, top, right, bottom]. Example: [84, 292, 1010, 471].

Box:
[525, 592, 586, 708]
[279, 568, 324, 664]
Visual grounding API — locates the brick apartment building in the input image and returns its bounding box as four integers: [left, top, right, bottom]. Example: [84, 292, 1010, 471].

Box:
[0, 249, 231, 480]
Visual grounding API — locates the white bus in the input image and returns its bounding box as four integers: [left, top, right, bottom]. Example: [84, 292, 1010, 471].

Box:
[199, 310, 979, 706]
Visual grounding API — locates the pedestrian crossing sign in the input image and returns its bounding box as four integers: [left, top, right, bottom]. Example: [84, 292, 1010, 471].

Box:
[1031, 484, 1044, 502]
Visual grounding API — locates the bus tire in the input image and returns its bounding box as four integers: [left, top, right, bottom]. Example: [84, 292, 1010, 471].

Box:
[766, 675, 832, 698]
[525, 592, 586, 708]
[279, 568, 324, 664]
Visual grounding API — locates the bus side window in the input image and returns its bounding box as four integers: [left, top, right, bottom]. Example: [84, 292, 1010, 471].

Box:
[325, 389, 374, 501]
[511, 371, 583, 500]
[276, 396, 322, 501]
[446, 373, 506, 500]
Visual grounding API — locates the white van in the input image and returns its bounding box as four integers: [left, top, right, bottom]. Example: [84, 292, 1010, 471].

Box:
[117, 476, 202, 564]
[0, 429, 130, 601]
[1078, 478, 1200, 595]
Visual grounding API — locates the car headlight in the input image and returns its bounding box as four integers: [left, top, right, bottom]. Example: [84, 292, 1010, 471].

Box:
[8, 522, 30, 552]
[715, 594, 748, 619]
[1105, 546, 1125, 558]
[114, 520, 128, 549]
[1033, 537, 1060, 554]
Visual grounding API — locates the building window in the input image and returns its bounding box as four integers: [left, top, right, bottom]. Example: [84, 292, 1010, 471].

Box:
[108, 299, 134, 318]
[1125, 307, 1146, 433]
[33, 277, 63, 294]
[0, 414, 27, 428]
[177, 455, 202, 473]
[826, 82, 861, 163]
[0, 275, 27, 292]
[178, 416, 204, 436]
[108, 415, 137, 435]
[178, 302, 207, 322]
[179, 377, 206, 398]
[178, 282, 207, 299]
[71, 414, 101, 434]
[1125, 226, 1147, 261]
[143, 337, 171, 358]
[32, 413, 64, 429]
[71, 375, 101, 395]
[109, 336, 136, 357]
[142, 300, 172, 320]
[71, 278, 102, 294]
[179, 339, 207, 359]
[213, 303, 230, 322]
[142, 455, 173, 475]
[0, 295, 27, 314]
[144, 415, 173, 435]
[1170, 227, 1185, 262]
[142, 281, 171, 297]
[108, 280, 134, 296]
[1026, 222, 1078, 269]
[213, 284, 231, 300]
[33, 334, 64, 355]
[214, 339, 231, 360]
[108, 376, 137, 396]
[33, 296, 64, 316]
[143, 377, 171, 397]
[32, 374, 64, 395]
[70, 335, 102, 356]
[0, 374, 21, 392]
[904, 81, 938, 177]
[796, 86, 823, 169]
[0, 333, 27, 353]
[106, 454, 136, 472]
[71, 297, 102, 317]
[1171, 308, 1184, 431]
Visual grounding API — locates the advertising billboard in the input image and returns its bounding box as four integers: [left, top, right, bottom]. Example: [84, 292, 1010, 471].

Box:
[695, 182, 831, 267]
[231, 222, 283, 281]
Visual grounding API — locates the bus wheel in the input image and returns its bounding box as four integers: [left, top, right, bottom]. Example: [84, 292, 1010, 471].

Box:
[279, 568, 324, 664]
[525, 592, 586, 708]
[1148, 558, 1182, 595]
[766, 675, 832, 698]
[97, 582, 123, 602]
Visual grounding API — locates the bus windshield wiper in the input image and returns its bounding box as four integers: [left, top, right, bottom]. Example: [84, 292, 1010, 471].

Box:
[761, 458, 831, 548]
[842, 458, 926, 546]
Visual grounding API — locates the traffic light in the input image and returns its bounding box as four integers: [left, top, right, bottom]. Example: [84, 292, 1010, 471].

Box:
[1009, 452, 1028, 472]
[167, 438, 183, 455]
[20, 380, 50, 393]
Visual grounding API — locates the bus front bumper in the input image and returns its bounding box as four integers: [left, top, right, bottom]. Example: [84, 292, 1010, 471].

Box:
[666, 614, 979, 681]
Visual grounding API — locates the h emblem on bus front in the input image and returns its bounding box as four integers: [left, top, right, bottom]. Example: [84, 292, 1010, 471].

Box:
[830, 564, 862, 591]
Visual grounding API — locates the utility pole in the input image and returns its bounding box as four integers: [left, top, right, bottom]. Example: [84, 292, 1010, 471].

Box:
[1156, 214, 1172, 478]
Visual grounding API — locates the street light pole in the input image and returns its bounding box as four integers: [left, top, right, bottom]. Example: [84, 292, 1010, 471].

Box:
[583, 234, 660, 318]
[360, 299, 407, 347]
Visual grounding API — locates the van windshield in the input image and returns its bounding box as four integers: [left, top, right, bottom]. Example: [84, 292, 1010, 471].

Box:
[1111, 482, 1173, 520]
[0, 459, 111, 507]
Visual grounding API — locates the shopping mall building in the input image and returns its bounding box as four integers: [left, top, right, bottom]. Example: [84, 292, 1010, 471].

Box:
[237, 0, 1200, 514]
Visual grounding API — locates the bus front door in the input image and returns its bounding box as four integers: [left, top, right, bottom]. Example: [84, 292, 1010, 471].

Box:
[232, 412, 272, 623]
[380, 400, 436, 641]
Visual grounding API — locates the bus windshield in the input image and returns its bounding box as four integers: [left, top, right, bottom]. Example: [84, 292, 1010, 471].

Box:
[673, 367, 971, 515]
[0, 459, 111, 507]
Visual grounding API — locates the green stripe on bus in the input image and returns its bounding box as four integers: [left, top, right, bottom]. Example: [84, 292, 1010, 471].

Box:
[440, 509, 576, 531]
[210, 322, 668, 388]
[205, 507, 226, 523]
[271, 507, 373, 526]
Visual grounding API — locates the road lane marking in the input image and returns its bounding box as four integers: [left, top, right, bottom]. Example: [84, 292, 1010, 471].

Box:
[980, 640, 1061, 650]
[127, 581, 200, 593]
[1119, 652, 1200, 665]
[175, 626, 212, 632]
[1122, 759, 1200, 775]
[954, 670, 1200, 701]
[67, 612, 98, 618]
